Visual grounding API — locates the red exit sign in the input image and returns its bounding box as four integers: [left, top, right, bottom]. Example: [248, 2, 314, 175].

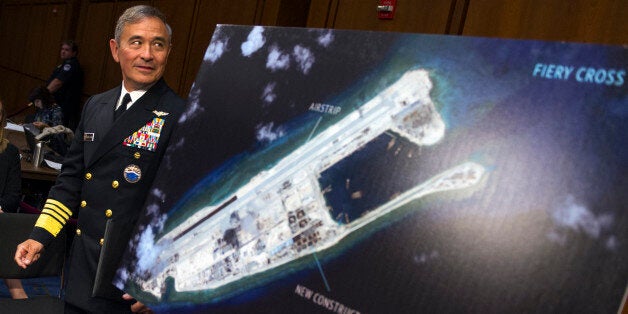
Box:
[377, 0, 397, 19]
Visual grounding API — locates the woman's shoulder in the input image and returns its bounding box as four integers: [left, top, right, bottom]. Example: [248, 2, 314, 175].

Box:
[5, 142, 20, 154]
[0, 141, 20, 158]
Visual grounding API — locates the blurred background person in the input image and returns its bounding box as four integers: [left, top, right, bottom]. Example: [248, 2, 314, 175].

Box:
[26, 86, 71, 157]
[46, 40, 83, 131]
[0, 97, 26, 299]
[26, 86, 63, 130]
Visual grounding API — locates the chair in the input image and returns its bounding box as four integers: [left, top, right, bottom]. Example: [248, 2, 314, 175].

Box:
[0, 212, 66, 313]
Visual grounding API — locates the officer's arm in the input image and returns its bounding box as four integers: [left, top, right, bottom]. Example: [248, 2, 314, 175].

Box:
[47, 78, 63, 93]
[29, 97, 92, 245]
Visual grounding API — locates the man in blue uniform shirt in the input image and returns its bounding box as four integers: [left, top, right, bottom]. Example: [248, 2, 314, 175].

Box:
[15, 5, 185, 313]
[47, 40, 84, 130]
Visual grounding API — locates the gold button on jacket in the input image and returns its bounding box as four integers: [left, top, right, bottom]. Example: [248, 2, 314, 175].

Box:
[80, 200, 87, 207]
[76, 229, 81, 236]
[105, 209, 113, 218]
[85, 172, 92, 180]
[112, 180, 119, 188]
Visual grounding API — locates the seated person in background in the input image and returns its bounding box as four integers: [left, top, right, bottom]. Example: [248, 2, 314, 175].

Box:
[0, 98, 27, 299]
[26, 86, 64, 130]
[26, 86, 71, 157]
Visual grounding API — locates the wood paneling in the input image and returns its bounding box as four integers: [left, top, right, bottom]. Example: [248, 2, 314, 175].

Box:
[0, 5, 29, 70]
[1, 0, 625, 120]
[29, 4, 68, 78]
[0, 2, 70, 115]
[75, 1, 116, 95]
[305, 0, 329, 28]
[307, 0, 628, 44]
[23, 6, 49, 77]
[463, 0, 628, 44]
[153, 0, 196, 95]
[271, 0, 311, 27]
[0, 67, 44, 121]
[0, 67, 23, 115]
[307, 0, 457, 34]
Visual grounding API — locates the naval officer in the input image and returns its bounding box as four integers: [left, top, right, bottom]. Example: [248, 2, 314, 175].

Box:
[15, 5, 184, 313]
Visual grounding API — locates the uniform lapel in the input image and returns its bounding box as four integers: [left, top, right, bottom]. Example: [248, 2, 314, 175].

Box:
[95, 88, 118, 136]
[82, 88, 118, 166]
[87, 79, 168, 168]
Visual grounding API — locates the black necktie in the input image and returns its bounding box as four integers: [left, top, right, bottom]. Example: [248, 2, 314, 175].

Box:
[115, 93, 131, 120]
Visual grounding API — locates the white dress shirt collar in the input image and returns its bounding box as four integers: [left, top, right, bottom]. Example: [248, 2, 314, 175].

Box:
[116, 83, 150, 110]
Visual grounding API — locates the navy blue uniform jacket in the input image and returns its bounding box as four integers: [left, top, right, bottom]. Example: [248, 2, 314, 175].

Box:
[30, 78, 184, 310]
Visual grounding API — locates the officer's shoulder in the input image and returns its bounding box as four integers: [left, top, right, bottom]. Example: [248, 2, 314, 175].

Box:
[92, 88, 118, 100]
[83, 88, 117, 108]
[160, 87, 186, 109]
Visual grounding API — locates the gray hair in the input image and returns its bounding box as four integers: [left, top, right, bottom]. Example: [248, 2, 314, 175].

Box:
[114, 5, 172, 43]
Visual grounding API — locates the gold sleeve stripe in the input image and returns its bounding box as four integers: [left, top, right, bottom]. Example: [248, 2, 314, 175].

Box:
[43, 203, 70, 221]
[35, 198, 73, 237]
[45, 199, 72, 217]
[40, 208, 68, 225]
[35, 212, 64, 237]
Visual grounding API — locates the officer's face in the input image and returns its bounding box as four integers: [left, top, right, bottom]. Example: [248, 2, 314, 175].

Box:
[60, 44, 76, 60]
[109, 17, 171, 92]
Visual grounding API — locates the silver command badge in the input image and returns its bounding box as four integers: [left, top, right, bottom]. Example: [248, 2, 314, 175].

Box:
[123, 164, 142, 183]
[152, 110, 169, 117]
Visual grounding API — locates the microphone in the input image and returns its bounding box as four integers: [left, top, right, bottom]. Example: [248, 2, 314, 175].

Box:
[8, 102, 35, 118]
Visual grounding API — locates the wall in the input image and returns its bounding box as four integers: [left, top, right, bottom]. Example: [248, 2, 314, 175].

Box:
[0, 0, 309, 121]
[0, 0, 626, 121]
[307, 0, 627, 44]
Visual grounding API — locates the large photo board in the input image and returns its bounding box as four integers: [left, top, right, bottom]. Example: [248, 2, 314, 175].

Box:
[115, 25, 627, 313]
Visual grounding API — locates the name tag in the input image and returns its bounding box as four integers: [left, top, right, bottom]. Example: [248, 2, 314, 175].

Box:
[84, 133, 95, 141]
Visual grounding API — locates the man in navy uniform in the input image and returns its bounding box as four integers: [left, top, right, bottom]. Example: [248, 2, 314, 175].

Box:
[47, 40, 84, 130]
[15, 5, 184, 313]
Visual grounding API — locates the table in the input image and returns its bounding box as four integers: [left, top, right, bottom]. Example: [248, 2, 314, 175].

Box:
[6, 129, 59, 182]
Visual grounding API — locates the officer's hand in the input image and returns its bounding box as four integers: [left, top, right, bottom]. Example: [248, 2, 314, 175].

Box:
[123, 293, 154, 314]
[14, 239, 44, 269]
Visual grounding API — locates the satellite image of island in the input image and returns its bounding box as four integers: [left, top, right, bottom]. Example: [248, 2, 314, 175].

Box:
[115, 26, 627, 313]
